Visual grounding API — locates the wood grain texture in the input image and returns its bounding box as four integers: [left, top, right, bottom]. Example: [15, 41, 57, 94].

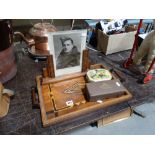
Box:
[82, 49, 90, 72]
[46, 55, 55, 78]
[0, 82, 3, 102]
[37, 64, 132, 127]
[0, 83, 12, 118]
[97, 107, 132, 127]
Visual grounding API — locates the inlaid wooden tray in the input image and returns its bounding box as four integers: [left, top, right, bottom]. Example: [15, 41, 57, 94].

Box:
[36, 64, 132, 127]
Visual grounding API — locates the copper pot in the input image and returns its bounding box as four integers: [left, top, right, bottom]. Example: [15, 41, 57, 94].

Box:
[14, 22, 57, 55]
[0, 20, 17, 83]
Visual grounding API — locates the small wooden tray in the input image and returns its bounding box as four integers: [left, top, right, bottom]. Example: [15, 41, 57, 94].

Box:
[36, 64, 132, 127]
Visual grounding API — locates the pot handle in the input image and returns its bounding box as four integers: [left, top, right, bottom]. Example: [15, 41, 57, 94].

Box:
[14, 31, 35, 46]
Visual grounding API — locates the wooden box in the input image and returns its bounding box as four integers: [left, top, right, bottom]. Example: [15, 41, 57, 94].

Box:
[85, 79, 127, 102]
[97, 107, 132, 127]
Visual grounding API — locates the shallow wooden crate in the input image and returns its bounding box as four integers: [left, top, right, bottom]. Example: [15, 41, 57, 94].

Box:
[36, 67, 132, 127]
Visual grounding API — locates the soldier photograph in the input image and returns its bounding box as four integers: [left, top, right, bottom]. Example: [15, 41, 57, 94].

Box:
[56, 37, 80, 69]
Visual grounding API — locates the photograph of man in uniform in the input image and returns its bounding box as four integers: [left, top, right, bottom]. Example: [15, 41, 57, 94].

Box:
[56, 37, 80, 69]
[50, 30, 87, 76]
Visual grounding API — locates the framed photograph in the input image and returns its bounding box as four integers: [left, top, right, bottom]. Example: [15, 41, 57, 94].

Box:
[48, 29, 87, 77]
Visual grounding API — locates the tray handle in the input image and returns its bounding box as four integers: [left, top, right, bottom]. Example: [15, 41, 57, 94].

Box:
[31, 86, 40, 109]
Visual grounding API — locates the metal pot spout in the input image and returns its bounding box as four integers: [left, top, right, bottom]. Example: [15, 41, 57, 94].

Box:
[14, 31, 35, 46]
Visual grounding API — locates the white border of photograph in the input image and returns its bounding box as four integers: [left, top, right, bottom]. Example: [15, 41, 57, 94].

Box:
[48, 29, 87, 77]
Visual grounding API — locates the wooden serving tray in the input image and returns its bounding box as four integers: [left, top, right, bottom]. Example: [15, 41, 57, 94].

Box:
[36, 64, 132, 127]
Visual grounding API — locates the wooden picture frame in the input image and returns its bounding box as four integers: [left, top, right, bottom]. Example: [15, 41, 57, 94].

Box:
[48, 30, 87, 77]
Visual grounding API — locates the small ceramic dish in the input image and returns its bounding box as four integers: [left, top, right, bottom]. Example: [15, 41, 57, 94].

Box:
[87, 69, 112, 82]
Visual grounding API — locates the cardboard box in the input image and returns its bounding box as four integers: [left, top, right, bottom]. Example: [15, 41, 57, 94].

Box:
[97, 29, 136, 55]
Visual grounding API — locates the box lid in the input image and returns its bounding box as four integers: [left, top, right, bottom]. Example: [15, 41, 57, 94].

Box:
[86, 79, 127, 101]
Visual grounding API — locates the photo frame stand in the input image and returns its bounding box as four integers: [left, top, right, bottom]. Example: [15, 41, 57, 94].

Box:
[32, 49, 132, 128]
[42, 49, 90, 79]
[43, 55, 55, 78]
